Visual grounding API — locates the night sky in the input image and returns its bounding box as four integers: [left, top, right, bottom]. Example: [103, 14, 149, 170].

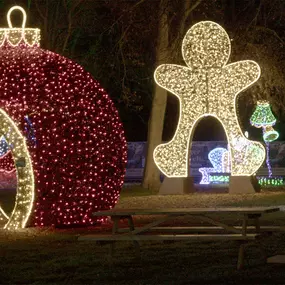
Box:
[0, 0, 284, 143]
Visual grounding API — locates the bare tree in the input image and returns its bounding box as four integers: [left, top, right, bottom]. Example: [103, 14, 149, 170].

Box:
[142, 0, 204, 190]
[33, 0, 84, 54]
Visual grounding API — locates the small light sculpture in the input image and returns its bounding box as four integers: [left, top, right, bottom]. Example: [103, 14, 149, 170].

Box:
[250, 100, 279, 142]
[250, 100, 279, 177]
[199, 147, 230, 184]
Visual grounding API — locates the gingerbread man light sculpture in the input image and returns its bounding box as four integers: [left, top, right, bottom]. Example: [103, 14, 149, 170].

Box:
[154, 21, 265, 185]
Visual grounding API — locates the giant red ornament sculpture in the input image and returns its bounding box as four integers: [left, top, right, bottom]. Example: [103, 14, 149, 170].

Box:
[0, 6, 127, 229]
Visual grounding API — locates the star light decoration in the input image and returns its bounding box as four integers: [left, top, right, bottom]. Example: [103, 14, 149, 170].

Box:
[0, 6, 127, 229]
[153, 21, 265, 178]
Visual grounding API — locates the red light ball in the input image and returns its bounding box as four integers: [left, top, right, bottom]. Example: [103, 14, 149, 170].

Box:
[0, 43, 127, 227]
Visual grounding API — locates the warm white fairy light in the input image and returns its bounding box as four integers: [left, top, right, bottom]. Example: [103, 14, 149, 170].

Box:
[0, 6, 40, 47]
[0, 206, 9, 221]
[0, 109, 35, 230]
[154, 21, 265, 178]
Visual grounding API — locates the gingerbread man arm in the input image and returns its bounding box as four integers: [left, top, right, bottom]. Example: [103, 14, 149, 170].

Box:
[154, 64, 198, 99]
[221, 60, 260, 95]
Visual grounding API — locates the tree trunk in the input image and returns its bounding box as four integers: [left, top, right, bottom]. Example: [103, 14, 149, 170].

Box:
[142, 0, 204, 191]
[142, 0, 169, 191]
[142, 84, 168, 190]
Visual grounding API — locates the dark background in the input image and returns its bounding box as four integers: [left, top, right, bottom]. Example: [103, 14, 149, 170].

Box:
[0, 0, 285, 142]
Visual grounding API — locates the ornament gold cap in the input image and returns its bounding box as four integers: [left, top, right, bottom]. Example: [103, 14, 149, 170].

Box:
[256, 100, 270, 106]
[0, 6, 40, 47]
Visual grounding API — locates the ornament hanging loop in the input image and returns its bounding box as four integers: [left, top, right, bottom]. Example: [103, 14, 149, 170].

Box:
[7, 6, 27, 29]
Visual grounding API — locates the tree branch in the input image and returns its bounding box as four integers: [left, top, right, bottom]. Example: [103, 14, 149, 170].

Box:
[62, 0, 84, 53]
[249, 0, 262, 26]
[102, 0, 147, 35]
[255, 25, 285, 46]
[184, 0, 204, 23]
[35, 0, 45, 20]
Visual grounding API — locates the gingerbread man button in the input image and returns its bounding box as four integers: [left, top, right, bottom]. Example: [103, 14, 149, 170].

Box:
[154, 21, 265, 177]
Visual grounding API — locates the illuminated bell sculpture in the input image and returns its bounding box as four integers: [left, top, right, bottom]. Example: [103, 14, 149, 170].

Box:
[250, 100, 279, 142]
[0, 6, 127, 230]
[250, 100, 278, 178]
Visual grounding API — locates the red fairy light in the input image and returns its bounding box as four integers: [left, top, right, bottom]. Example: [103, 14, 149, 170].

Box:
[0, 6, 127, 229]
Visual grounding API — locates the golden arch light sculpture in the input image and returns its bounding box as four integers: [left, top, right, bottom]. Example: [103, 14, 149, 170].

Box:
[154, 21, 265, 178]
[0, 109, 34, 230]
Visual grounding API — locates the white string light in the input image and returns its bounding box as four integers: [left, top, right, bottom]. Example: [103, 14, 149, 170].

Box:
[0, 108, 35, 230]
[154, 21, 265, 178]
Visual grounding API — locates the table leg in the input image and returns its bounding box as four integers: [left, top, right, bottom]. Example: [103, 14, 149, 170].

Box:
[238, 240, 266, 270]
[248, 214, 261, 233]
[242, 215, 248, 236]
[127, 215, 135, 231]
[252, 214, 261, 233]
[254, 218, 260, 233]
[109, 217, 119, 257]
[237, 243, 246, 270]
[127, 216, 141, 257]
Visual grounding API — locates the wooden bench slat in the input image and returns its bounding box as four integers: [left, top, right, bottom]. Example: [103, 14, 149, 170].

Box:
[78, 233, 258, 242]
[92, 207, 280, 216]
[116, 226, 283, 233]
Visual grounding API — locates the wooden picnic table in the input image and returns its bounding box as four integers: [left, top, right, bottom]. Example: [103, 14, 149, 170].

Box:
[79, 206, 280, 269]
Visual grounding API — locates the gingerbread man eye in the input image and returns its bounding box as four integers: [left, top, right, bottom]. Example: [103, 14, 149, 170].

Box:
[182, 21, 231, 69]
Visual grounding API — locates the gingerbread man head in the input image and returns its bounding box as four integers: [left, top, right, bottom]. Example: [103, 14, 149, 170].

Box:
[182, 21, 231, 69]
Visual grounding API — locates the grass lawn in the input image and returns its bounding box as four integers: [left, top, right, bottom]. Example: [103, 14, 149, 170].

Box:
[1, 185, 285, 284]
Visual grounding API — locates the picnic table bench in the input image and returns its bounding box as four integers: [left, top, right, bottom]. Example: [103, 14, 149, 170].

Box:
[78, 206, 280, 269]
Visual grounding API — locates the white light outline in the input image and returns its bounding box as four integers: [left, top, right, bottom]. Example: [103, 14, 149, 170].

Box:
[7, 6, 27, 29]
[263, 129, 279, 142]
[153, 21, 265, 178]
[0, 205, 9, 220]
[0, 109, 35, 230]
[0, 6, 40, 47]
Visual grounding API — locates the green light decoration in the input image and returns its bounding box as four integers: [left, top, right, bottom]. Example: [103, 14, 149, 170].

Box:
[209, 174, 229, 183]
[257, 176, 284, 186]
[209, 174, 284, 186]
[250, 100, 279, 179]
[250, 100, 279, 142]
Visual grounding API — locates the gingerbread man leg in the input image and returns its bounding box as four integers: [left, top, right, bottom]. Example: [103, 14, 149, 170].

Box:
[219, 117, 265, 175]
[154, 102, 206, 177]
